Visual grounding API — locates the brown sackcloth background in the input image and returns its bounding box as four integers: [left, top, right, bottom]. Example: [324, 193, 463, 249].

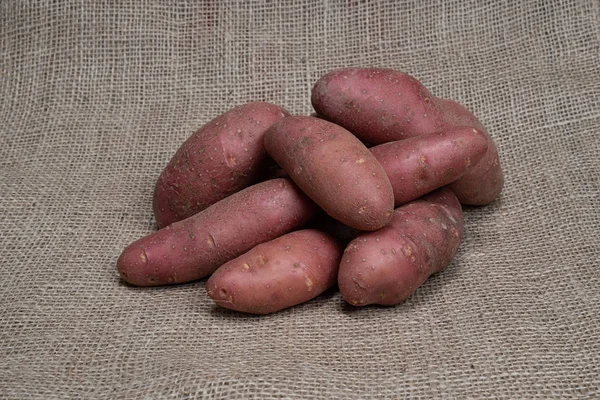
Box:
[1, 1, 598, 398]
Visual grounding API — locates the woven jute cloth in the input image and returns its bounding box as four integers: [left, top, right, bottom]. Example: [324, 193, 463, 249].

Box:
[1, 1, 598, 398]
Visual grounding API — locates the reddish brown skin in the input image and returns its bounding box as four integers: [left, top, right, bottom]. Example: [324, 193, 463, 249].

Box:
[311, 68, 445, 144]
[311, 67, 504, 205]
[338, 187, 464, 306]
[153, 102, 290, 228]
[370, 127, 488, 206]
[206, 229, 343, 314]
[264, 116, 394, 231]
[117, 178, 317, 286]
[437, 99, 504, 205]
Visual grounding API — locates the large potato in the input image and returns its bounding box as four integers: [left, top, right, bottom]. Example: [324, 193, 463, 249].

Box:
[338, 187, 464, 306]
[117, 178, 316, 286]
[153, 102, 289, 228]
[264, 116, 394, 231]
[312, 68, 443, 144]
[311, 67, 503, 205]
[206, 229, 342, 314]
[370, 127, 488, 206]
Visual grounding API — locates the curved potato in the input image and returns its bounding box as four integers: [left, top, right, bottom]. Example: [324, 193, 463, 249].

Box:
[264, 116, 394, 231]
[118, 178, 317, 286]
[370, 127, 488, 205]
[206, 229, 342, 314]
[153, 102, 290, 228]
[338, 187, 464, 306]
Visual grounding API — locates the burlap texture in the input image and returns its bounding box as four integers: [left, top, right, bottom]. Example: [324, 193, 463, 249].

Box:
[1, 1, 598, 398]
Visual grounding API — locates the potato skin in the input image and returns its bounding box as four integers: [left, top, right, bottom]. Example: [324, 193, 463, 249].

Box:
[206, 229, 342, 314]
[370, 127, 488, 206]
[338, 187, 464, 306]
[117, 178, 317, 286]
[264, 116, 394, 231]
[436, 98, 504, 205]
[311, 67, 503, 205]
[312, 68, 444, 144]
[153, 102, 290, 228]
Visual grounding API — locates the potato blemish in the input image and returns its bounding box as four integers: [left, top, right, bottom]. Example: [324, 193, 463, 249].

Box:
[305, 277, 314, 291]
[139, 250, 147, 264]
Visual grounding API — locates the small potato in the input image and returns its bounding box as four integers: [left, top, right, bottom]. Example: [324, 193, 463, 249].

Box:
[117, 178, 317, 286]
[264, 116, 394, 231]
[311, 67, 503, 205]
[338, 187, 464, 306]
[153, 102, 289, 228]
[370, 127, 488, 206]
[206, 229, 343, 314]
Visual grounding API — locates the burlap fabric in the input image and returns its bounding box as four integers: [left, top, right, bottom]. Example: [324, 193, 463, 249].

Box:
[1, 1, 598, 398]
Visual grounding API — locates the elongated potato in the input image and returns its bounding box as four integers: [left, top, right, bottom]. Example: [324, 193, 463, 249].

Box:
[312, 68, 444, 144]
[206, 229, 343, 314]
[338, 187, 464, 306]
[264, 116, 394, 231]
[311, 67, 503, 205]
[117, 178, 317, 286]
[153, 102, 289, 228]
[370, 127, 488, 206]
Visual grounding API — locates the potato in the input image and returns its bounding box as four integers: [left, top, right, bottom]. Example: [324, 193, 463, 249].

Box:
[117, 178, 317, 286]
[206, 229, 342, 314]
[338, 187, 464, 306]
[264, 116, 394, 231]
[153, 102, 290, 228]
[312, 68, 443, 144]
[436, 98, 504, 205]
[370, 127, 488, 206]
[311, 67, 503, 205]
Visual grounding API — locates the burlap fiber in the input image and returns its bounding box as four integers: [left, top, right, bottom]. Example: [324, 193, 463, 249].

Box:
[1, 0, 598, 398]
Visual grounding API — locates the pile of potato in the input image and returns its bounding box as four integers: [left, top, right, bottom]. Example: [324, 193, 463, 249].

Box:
[117, 67, 503, 314]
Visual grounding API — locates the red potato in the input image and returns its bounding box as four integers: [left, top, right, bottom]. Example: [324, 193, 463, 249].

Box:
[311, 67, 503, 205]
[312, 68, 444, 144]
[436, 98, 504, 205]
[117, 178, 317, 286]
[153, 102, 290, 228]
[338, 187, 464, 306]
[264, 116, 394, 231]
[370, 127, 488, 206]
[206, 229, 343, 314]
